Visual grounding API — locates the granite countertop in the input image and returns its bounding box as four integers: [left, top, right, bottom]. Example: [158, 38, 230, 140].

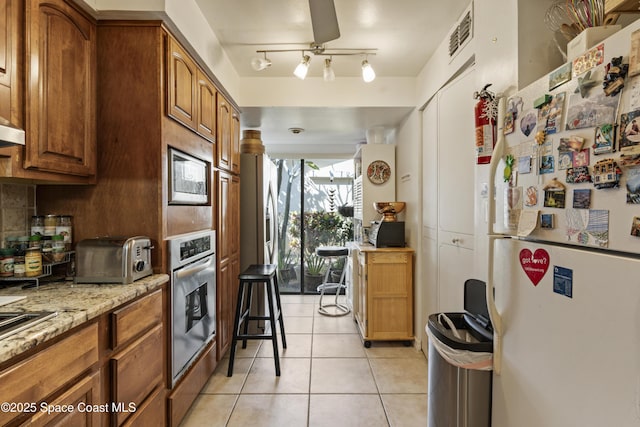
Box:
[0, 274, 169, 364]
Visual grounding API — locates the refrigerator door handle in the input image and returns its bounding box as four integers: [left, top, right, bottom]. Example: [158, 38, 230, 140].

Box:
[486, 96, 507, 375]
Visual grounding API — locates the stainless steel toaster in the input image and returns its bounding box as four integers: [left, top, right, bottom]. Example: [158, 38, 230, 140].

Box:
[74, 236, 154, 284]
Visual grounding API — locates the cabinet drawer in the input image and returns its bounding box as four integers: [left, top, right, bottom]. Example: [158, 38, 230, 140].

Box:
[111, 324, 163, 426]
[29, 371, 101, 427]
[369, 252, 409, 264]
[111, 289, 162, 349]
[0, 323, 98, 426]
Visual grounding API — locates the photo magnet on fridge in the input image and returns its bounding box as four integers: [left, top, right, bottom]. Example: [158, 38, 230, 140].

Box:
[540, 213, 555, 229]
[593, 124, 616, 155]
[572, 189, 592, 208]
[631, 217, 640, 236]
[553, 266, 573, 298]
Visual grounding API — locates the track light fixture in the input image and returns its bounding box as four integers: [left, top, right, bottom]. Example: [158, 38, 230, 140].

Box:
[251, 43, 377, 82]
[323, 58, 335, 82]
[361, 59, 376, 83]
[293, 54, 311, 80]
[251, 52, 272, 71]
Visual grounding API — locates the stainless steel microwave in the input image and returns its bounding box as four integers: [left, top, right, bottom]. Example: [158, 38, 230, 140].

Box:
[168, 147, 210, 205]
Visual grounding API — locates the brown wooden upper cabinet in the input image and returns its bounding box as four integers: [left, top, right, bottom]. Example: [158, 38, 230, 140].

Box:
[217, 94, 232, 171]
[0, 0, 20, 126]
[197, 69, 217, 142]
[216, 94, 240, 174]
[167, 35, 218, 143]
[0, 1, 12, 88]
[24, 0, 97, 177]
[167, 37, 198, 131]
[232, 108, 240, 173]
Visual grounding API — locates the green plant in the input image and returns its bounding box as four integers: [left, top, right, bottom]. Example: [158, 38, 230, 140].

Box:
[304, 253, 326, 275]
[278, 249, 294, 269]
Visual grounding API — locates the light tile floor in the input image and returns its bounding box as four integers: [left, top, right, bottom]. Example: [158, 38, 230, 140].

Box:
[180, 294, 428, 427]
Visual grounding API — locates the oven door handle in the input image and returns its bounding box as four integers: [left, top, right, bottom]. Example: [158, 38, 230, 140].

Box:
[174, 256, 215, 280]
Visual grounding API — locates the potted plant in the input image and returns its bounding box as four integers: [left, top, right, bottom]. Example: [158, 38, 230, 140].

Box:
[303, 252, 326, 292]
[278, 249, 297, 284]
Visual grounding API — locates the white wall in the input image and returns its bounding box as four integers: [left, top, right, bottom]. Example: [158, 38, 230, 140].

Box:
[74, 0, 243, 101]
[394, 110, 422, 343]
[236, 77, 417, 108]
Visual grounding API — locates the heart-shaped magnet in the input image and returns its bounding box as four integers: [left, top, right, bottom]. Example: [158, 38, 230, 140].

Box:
[519, 248, 550, 286]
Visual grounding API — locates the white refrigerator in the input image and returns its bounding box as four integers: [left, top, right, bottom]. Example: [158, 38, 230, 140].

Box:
[486, 21, 640, 427]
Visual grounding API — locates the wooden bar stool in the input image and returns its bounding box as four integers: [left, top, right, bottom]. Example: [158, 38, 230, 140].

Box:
[227, 264, 286, 376]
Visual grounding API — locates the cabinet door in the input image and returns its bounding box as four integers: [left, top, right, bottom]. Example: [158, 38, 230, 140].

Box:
[218, 170, 232, 263]
[217, 259, 233, 358]
[121, 387, 165, 427]
[167, 37, 197, 131]
[437, 67, 475, 235]
[231, 108, 241, 174]
[216, 94, 232, 171]
[0, 0, 18, 125]
[217, 169, 240, 359]
[29, 372, 101, 427]
[356, 252, 367, 336]
[0, 0, 12, 88]
[230, 174, 240, 257]
[437, 240, 474, 312]
[366, 252, 413, 340]
[196, 69, 216, 142]
[111, 324, 163, 426]
[25, 0, 96, 176]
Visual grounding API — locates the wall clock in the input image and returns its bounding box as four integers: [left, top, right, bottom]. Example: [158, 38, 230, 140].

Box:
[367, 160, 391, 184]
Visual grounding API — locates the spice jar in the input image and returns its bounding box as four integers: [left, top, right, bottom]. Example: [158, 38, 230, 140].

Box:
[29, 234, 41, 249]
[41, 236, 53, 263]
[25, 247, 42, 277]
[30, 215, 44, 236]
[56, 215, 73, 250]
[13, 254, 25, 277]
[51, 234, 66, 262]
[17, 236, 29, 253]
[44, 215, 58, 236]
[0, 248, 15, 277]
[5, 236, 17, 251]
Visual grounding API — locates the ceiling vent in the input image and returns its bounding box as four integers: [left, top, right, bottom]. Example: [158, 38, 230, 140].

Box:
[448, 4, 473, 60]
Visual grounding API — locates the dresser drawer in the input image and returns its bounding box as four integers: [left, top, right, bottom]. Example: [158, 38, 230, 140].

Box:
[110, 289, 162, 349]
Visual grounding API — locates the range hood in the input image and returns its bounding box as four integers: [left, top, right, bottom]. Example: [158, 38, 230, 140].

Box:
[0, 116, 25, 147]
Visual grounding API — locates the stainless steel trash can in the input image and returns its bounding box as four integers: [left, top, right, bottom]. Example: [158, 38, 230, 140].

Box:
[426, 279, 493, 427]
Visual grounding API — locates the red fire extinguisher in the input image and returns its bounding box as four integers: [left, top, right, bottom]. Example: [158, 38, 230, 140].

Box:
[474, 84, 497, 165]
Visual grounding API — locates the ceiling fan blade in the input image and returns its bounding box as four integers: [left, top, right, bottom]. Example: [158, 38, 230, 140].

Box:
[309, 0, 341, 44]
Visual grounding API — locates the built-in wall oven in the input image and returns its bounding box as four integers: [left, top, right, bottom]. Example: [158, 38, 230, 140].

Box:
[168, 230, 216, 387]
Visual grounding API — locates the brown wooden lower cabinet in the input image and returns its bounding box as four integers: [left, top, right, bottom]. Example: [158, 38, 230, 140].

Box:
[28, 372, 101, 427]
[0, 322, 99, 426]
[167, 340, 217, 427]
[110, 324, 164, 426]
[121, 386, 165, 427]
[0, 284, 168, 427]
[356, 248, 415, 346]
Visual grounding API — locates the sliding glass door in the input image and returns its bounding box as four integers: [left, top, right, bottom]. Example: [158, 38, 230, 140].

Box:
[275, 158, 354, 294]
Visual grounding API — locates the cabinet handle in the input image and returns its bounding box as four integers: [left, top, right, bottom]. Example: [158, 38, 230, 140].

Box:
[451, 238, 461, 244]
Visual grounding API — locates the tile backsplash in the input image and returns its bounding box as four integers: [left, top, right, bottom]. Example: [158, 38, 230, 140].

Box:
[0, 183, 36, 246]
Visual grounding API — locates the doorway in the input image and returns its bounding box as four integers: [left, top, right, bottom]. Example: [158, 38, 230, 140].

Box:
[274, 158, 354, 294]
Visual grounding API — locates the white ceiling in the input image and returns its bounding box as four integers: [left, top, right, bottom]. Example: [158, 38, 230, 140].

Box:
[194, 0, 471, 156]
